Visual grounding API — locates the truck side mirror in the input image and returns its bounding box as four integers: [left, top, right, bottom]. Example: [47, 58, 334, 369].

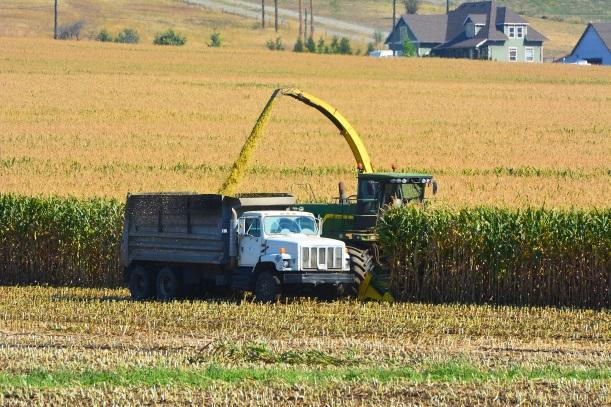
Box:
[237, 218, 246, 236]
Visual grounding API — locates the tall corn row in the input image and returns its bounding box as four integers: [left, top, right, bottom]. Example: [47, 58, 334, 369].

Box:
[0, 195, 123, 287]
[378, 206, 610, 308]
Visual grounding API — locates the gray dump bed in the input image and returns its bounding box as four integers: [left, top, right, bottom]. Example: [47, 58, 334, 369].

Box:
[121, 193, 295, 268]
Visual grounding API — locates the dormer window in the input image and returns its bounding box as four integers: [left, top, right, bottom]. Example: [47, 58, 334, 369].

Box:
[466, 21, 475, 38]
[517, 26, 524, 38]
[508, 26, 515, 38]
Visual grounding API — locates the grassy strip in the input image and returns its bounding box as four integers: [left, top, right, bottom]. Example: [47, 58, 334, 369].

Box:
[1, 363, 610, 389]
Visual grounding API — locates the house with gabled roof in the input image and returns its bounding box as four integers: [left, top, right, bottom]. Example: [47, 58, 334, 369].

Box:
[561, 23, 611, 65]
[385, 1, 547, 62]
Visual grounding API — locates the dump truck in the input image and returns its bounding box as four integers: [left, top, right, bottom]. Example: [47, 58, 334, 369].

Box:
[121, 192, 353, 301]
[219, 88, 438, 301]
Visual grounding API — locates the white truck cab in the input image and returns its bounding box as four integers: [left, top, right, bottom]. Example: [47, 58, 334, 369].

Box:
[237, 210, 350, 273]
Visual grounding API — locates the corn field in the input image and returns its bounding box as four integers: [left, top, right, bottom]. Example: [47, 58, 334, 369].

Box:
[0, 194, 123, 287]
[0, 194, 608, 307]
[379, 206, 610, 308]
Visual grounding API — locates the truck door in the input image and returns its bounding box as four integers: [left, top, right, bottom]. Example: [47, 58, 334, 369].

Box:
[238, 217, 263, 267]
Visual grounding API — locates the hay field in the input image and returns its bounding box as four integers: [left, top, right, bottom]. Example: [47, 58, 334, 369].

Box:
[0, 38, 609, 207]
[0, 286, 608, 405]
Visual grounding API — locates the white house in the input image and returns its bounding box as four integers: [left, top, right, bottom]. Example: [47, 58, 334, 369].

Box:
[561, 23, 611, 65]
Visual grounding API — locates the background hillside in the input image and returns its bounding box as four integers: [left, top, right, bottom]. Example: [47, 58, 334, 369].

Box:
[1, 0, 609, 57]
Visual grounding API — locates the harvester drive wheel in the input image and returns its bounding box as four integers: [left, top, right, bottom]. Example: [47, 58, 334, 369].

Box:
[128, 265, 155, 301]
[156, 267, 182, 301]
[347, 246, 374, 293]
[254, 271, 281, 303]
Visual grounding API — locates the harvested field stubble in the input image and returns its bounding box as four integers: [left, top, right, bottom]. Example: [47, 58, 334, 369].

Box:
[0, 287, 609, 405]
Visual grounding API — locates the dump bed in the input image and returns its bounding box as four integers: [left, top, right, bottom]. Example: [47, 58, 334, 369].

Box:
[121, 193, 295, 268]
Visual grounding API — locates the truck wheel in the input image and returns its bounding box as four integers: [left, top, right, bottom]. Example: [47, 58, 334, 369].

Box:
[128, 265, 155, 301]
[156, 267, 182, 301]
[254, 271, 281, 303]
[347, 247, 374, 294]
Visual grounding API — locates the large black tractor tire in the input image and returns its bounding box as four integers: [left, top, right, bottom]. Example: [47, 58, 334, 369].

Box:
[156, 267, 183, 301]
[347, 246, 375, 295]
[128, 265, 155, 301]
[254, 271, 281, 303]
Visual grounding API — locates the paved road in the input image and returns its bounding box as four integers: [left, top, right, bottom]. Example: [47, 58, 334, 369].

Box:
[185, 0, 384, 41]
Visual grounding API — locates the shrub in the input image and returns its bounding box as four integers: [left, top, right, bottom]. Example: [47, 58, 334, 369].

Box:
[366, 42, 375, 54]
[209, 31, 222, 47]
[153, 29, 186, 46]
[266, 37, 284, 51]
[96, 29, 113, 42]
[116, 28, 139, 44]
[57, 21, 84, 40]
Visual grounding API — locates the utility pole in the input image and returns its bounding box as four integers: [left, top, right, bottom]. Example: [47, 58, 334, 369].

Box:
[274, 0, 278, 32]
[446, 0, 449, 14]
[309, 0, 314, 38]
[304, 8, 308, 42]
[54, 0, 58, 39]
[261, 0, 265, 29]
[392, 0, 396, 32]
[298, 0, 303, 38]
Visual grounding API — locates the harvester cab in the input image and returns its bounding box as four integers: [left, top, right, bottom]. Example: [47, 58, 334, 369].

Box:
[351, 172, 436, 232]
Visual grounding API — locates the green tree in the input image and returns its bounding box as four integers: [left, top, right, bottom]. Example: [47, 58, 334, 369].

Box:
[305, 36, 316, 52]
[402, 40, 417, 56]
[316, 37, 326, 53]
[338, 37, 352, 54]
[293, 37, 304, 52]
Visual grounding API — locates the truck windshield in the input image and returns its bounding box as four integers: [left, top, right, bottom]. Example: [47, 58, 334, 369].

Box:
[263, 216, 318, 235]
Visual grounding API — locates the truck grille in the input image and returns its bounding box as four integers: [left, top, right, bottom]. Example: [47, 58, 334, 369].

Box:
[301, 247, 343, 270]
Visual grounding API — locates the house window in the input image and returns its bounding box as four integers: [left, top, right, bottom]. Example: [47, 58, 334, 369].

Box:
[525, 47, 534, 62]
[400, 26, 408, 41]
[508, 25, 515, 38]
[517, 26, 524, 38]
[509, 47, 517, 61]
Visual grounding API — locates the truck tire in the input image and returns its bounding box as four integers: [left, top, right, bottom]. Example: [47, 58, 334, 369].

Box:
[254, 271, 281, 303]
[347, 246, 374, 293]
[128, 265, 155, 301]
[156, 267, 182, 301]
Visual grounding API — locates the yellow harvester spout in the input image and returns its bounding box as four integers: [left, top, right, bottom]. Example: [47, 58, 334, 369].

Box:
[218, 88, 373, 196]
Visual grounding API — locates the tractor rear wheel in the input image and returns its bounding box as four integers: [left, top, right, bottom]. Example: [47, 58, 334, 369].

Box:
[347, 246, 374, 294]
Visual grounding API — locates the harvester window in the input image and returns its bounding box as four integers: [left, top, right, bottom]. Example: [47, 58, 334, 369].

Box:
[358, 180, 381, 214]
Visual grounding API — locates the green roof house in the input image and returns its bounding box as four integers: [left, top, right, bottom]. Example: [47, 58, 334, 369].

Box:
[385, 1, 547, 62]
